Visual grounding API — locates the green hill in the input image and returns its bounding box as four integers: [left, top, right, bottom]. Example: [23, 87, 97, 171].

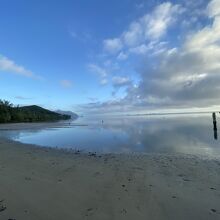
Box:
[0, 100, 71, 123]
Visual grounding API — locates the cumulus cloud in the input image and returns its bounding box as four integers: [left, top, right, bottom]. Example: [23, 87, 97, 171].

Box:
[103, 2, 183, 57]
[123, 0, 220, 109]
[60, 80, 72, 88]
[0, 55, 39, 79]
[140, 2, 183, 40]
[207, 0, 220, 17]
[81, 0, 220, 114]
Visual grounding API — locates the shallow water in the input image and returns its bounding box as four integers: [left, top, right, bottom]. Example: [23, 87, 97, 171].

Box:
[1, 114, 220, 156]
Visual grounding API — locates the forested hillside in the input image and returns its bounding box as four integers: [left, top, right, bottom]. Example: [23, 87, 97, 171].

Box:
[0, 100, 71, 123]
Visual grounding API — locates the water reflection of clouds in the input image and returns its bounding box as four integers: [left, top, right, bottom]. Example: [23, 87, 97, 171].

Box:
[1, 115, 219, 157]
[100, 115, 219, 156]
[0, 128, 59, 143]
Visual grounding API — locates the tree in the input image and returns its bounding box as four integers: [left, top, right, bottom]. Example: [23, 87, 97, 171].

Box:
[0, 99, 71, 123]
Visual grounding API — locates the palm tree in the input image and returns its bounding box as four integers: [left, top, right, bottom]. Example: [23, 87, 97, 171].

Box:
[0, 99, 13, 108]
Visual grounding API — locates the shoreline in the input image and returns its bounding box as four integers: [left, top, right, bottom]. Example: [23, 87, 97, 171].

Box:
[0, 137, 220, 219]
[3, 136, 220, 161]
[0, 120, 87, 131]
[0, 121, 69, 131]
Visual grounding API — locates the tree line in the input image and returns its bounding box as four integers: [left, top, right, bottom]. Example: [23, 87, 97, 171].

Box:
[0, 99, 71, 123]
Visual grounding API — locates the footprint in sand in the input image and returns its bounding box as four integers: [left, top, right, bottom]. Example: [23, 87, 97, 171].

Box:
[0, 205, 6, 212]
[85, 208, 97, 217]
[210, 187, 217, 190]
[120, 208, 127, 214]
[183, 178, 191, 182]
[211, 209, 217, 213]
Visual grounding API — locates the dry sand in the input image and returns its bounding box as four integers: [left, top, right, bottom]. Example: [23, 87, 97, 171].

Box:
[0, 137, 220, 220]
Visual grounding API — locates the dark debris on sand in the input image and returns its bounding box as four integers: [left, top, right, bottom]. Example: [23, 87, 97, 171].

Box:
[0, 205, 6, 212]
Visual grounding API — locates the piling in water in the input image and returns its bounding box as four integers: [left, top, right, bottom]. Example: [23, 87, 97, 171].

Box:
[212, 112, 218, 140]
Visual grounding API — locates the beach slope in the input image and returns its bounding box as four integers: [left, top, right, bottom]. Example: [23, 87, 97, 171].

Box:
[0, 138, 220, 220]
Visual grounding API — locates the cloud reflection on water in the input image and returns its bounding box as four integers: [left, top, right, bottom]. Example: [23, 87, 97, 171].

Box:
[1, 114, 219, 157]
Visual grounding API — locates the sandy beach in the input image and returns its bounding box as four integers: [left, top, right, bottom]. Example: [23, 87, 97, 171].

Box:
[0, 135, 219, 220]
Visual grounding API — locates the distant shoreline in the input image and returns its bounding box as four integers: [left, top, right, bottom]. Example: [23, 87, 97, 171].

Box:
[0, 120, 85, 131]
[126, 111, 215, 116]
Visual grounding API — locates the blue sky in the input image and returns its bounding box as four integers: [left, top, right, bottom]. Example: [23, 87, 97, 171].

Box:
[1, 0, 220, 114]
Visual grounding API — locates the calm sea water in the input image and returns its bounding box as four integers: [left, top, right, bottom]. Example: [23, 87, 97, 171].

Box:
[1, 114, 220, 156]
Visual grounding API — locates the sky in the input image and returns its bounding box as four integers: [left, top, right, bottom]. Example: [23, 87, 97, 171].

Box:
[0, 0, 220, 115]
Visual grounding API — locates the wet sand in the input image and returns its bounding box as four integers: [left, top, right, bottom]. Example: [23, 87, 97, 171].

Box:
[0, 137, 220, 220]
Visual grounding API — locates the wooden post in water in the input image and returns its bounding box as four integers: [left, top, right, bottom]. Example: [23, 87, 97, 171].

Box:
[213, 112, 216, 123]
[212, 112, 218, 140]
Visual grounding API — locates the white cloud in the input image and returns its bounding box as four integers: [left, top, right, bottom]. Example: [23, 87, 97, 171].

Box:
[129, 44, 150, 55]
[185, 19, 220, 51]
[117, 52, 128, 60]
[103, 38, 123, 54]
[128, 0, 220, 108]
[112, 76, 132, 87]
[81, 0, 220, 114]
[123, 21, 143, 47]
[142, 2, 183, 40]
[88, 63, 108, 85]
[103, 2, 183, 57]
[129, 41, 168, 55]
[207, 0, 220, 17]
[60, 80, 72, 88]
[0, 55, 38, 78]
[88, 64, 108, 78]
